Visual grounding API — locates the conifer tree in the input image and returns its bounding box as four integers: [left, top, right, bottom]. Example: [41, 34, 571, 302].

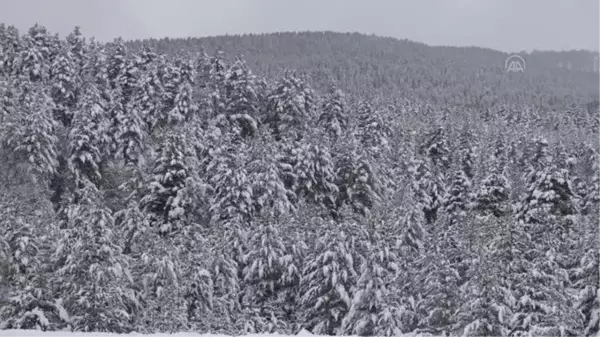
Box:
[444, 166, 472, 222]
[299, 230, 357, 335]
[50, 48, 78, 126]
[207, 143, 254, 223]
[247, 138, 295, 218]
[113, 94, 146, 167]
[318, 84, 348, 142]
[205, 49, 229, 117]
[140, 133, 194, 235]
[581, 149, 599, 217]
[474, 138, 510, 218]
[0, 24, 21, 77]
[454, 216, 515, 336]
[0, 77, 17, 123]
[117, 55, 141, 104]
[158, 60, 196, 127]
[0, 206, 65, 331]
[241, 220, 299, 331]
[399, 204, 426, 254]
[202, 221, 244, 333]
[265, 71, 315, 141]
[408, 158, 444, 225]
[515, 139, 577, 225]
[107, 38, 128, 91]
[573, 243, 599, 336]
[65, 26, 86, 73]
[130, 221, 189, 333]
[355, 100, 392, 157]
[222, 57, 259, 138]
[52, 184, 134, 332]
[420, 126, 452, 175]
[17, 24, 55, 82]
[335, 138, 382, 217]
[415, 233, 461, 335]
[68, 85, 111, 187]
[341, 238, 402, 336]
[293, 140, 339, 215]
[134, 52, 164, 131]
[506, 217, 582, 336]
[1, 83, 59, 183]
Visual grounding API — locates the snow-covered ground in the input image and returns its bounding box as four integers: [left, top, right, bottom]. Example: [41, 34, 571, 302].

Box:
[0, 329, 325, 337]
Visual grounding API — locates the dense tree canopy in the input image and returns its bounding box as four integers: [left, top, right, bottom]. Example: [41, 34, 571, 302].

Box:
[0, 24, 598, 336]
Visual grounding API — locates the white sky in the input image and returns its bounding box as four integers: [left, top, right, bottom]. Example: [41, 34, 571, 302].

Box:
[0, 0, 598, 52]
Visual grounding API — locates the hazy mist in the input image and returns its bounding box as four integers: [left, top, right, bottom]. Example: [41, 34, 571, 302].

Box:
[1, 0, 598, 53]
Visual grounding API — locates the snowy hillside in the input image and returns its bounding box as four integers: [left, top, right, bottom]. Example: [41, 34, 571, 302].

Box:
[0, 330, 434, 337]
[0, 18, 598, 337]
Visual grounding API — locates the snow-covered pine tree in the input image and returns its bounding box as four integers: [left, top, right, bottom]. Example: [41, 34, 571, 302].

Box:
[27, 24, 59, 63]
[240, 220, 298, 333]
[420, 125, 452, 175]
[444, 165, 472, 222]
[515, 138, 577, 225]
[573, 243, 599, 336]
[572, 174, 589, 213]
[133, 51, 164, 131]
[106, 38, 127, 91]
[335, 137, 382, 217]
[52, 183, 134, 332]
[415, 232, 461, 336]
[201, 219, 245, 333]
[1, 83, 59, 184]
[509, 139, 583, 337]
[0, 24, 21, 77]
[299, 230, 357, 335]
[82, 39, 109, 91]
[571, 214, 600, 336]
[68, 84, 111, 187]
[207, 142, 255, 223]
[140, 132, 194, 235]
[206, 49, 228, 118]
[474, 137, 510, 218]
[581, 148, 599, 217]
[113, 93, 146, 167]
[265, 71, 315, 141]
[50, 48, 78, 127]
[0, 77, 17, 123]
[0, 203, 65, 331]
[177, 225, 216, 333]
[398, 203, 426, 254]
[116, 54, 141, 104]
[222, 57, 259, 138]
[341, 237, 402, 336]
[318, 84, 348, 142]
[16, 24, 55, 83]
[128, 217, 189, 333]
[408, 157, 444, 225]
[455, 216, 513, 336]
[193, 47, 210, 88]
[157, 59, 196, 128]
[293, 140, 339, 216]
[507, 218, 583, 336]
[65, 26, 87, 73]
[355, 100, 392, 157]
[246, 135, 296, 219]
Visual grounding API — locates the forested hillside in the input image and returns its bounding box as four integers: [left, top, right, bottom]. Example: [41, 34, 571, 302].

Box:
[0, 24, 598, 337]
[128, 32, 599, 110]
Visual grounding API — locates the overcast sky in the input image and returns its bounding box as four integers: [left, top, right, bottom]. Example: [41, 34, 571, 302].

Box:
[1, 0, 598, 53]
